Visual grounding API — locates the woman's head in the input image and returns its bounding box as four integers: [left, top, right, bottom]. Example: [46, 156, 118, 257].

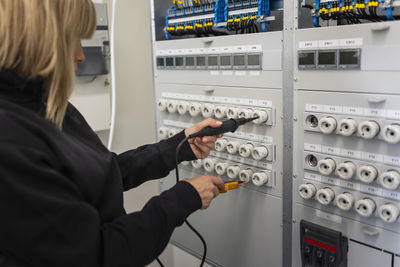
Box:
[0, 0, 97, 127]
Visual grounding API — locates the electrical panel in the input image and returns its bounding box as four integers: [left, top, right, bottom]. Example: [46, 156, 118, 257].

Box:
[150, 0, 400, 266]
[292, 21, 400, 267]
[153, 31, 284, 266]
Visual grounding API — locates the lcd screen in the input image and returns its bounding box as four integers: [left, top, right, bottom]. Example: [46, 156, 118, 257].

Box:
[248, 54, 261, 66]
[220, 55, 231, 66]
[298, 52, 315, 66]
[175, 57, 184, 67]
[318, 51, 336, 65]
[197, 56, 206, 66]
[166, 57, 174, 67]
[156, 57, 164, 67]
[339, 50, 359, 65]
[233, 55, 245, 66]
[208, 56, 218, 66]
[186, 56, 195, 66]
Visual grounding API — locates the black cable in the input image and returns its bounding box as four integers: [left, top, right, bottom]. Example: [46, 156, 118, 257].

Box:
[176, 138, 207, 267]
[156, 257, 165, 267]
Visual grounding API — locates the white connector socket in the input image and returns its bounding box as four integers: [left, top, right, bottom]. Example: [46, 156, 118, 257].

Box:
[215, 162, 228, 176]
[316, 188, 335, 205]
[358, 121, 380, 139]
[201, 103, 215, 118]
[203, 158, 217, 172]
[214, 138, 228, 152]
[252, 110, 269, 124]
[378, 170, 400, 190]
[168, 128, 180, 138]
[336, 192, 355, 211]
[180, 161, 190, 166]
[239, 169, 254, 183]
[251, 146, 269, 160]
[227, 107, 240, 119]
[379, 203, 400, 223]
[298, 183, 317, 200]
[167, 100, 178, 113]
[189, 102, 202, 117]
[214, 106, 228, 119]
[336, 162, 356, 180]
[317, 158, 336, 176]
[191, 159, 203, 169]
[177, 101, 190, 115]
[157, 99, 168, 112]
[357, 165, 378, 184]
[158, 127, 169, 140]
[355, 198, 376, 217]
[227, 165, 241, 179]
[252, 172, 269, 187]
[381, 124, 400, 144]
[318, 116, 337, 134]
[238, 108, 254, 119]
[338, 118, 357, 136]
[226, 141, 241, 154]
[239, 143, 254, 158]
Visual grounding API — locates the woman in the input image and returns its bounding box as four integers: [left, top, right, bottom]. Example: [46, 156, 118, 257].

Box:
[0, 0, 225, 266]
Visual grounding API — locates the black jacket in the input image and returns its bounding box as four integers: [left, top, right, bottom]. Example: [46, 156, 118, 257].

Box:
[0, 69, 201, 267]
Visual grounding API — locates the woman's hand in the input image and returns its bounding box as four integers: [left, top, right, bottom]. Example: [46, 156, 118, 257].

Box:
[185, 118, 223, 159]
[185, 176, 226, 209]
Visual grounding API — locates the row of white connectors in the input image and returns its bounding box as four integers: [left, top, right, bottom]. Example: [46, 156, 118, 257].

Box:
[298, 183, 400, 223]
[305, 154, 400, 190]
[305, 113, 400, 144]
[215, 138, 272, 161]
[182, 158, 271, 187]
[157, 98, 270, 124]
[158, 126, 182, 140]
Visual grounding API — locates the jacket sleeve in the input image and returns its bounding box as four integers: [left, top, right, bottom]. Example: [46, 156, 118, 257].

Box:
[116, 130, 197, 191]
[0, 143, 202, 267]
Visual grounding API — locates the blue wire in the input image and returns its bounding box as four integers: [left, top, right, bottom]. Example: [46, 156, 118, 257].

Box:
[386, 7, 394, 20]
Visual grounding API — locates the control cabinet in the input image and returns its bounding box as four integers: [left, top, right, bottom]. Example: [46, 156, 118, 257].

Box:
[292, 22, 400, 267]
[149, 0, 400, 266]
[153, 31, 284, 266]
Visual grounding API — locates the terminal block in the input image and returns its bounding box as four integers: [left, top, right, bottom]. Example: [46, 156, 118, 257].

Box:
[300, 220, 348, 267]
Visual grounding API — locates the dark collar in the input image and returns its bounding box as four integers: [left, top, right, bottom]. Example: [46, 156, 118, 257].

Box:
[0, 68, 46, 114]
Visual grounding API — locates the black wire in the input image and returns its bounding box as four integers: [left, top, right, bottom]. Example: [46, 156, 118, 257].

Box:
[156, 257, 165, 267]
[176, 138, 207, 267]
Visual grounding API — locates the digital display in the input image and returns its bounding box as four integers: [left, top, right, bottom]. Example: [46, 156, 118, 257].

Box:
[298, 52, 315, 66]
[339, 50, 359, 65]
[166, 57, 174, 67]
[156, 57, 164, 67]
[247, 54, 261, 66]
[196, 56, 206, 66]
[233, 55, 245, 66]
[208, 56, 218, 66]
[318, 51, 336, 65]
[175, 57, 184, 67]
[185, 56, 195, 66]
[220, 55, 231, 66]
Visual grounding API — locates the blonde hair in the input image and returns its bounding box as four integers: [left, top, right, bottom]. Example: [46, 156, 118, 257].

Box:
[0, 0, 97, 127]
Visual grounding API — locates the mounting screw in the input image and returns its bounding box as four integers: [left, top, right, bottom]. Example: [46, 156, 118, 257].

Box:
[292, 219, 296, 223]
[294, 77, 298, 82]
[293, 117, 298, 122]
[293, 174, 297, 179]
